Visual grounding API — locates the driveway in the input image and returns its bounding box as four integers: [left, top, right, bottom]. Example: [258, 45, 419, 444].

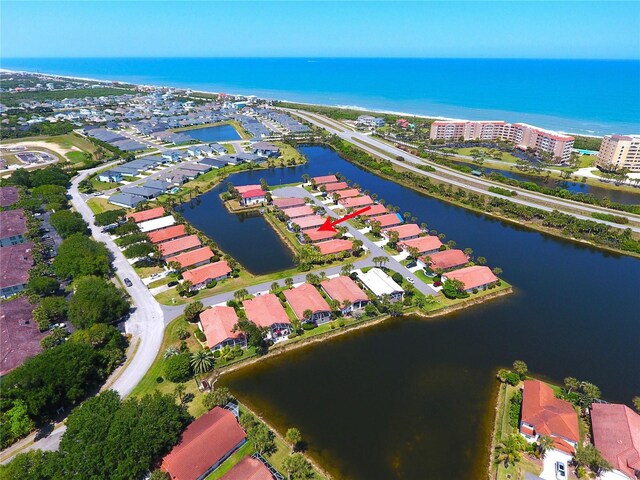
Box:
[540, 449, 572, 480]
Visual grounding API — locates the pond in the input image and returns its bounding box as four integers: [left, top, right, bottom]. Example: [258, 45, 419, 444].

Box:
[187, 123, 241, 142]
[214, 145, 640, 480]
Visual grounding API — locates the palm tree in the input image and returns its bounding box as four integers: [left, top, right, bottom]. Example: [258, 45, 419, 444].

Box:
[537, 435, 554, 458]
[494, 434, 525, 468]
[190, 349, 215, 376]
[234, 288, 249, 301]
[270, 282, 280, 294]
[173, 383, 186, 405]
[340, 263, 353, 276]
[284, 277, 294, 289]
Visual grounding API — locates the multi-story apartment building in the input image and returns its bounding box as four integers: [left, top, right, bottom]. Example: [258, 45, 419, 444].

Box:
[429, 120, 574, 162]
[596, 134, 640, 172]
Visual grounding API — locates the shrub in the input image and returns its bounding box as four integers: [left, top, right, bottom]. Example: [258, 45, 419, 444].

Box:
[338, 318, 345, 328]
[163, 353, 191, 383]
[194, 329, 206, 342]
[391, 272, 403, 284]
[508, 390, 523, 429]
[472, 288, 478, 294]
[176, 327, 190, 340]
[205, 280, 217, 289]
[156, 376, 164, 384]
[27, 276, 60, 296]
[301, 322, 316, 331]
[213, 350, 221, 358]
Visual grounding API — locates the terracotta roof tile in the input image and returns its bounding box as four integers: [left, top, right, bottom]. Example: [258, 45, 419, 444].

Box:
[283, 283, 331, 319]
[127, 206, 165, 223]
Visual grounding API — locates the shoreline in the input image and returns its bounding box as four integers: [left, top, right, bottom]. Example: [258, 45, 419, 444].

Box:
[0, 67, 618, 138]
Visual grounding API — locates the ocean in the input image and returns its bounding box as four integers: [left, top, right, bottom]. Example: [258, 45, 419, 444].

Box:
[2, 57, 639, 135]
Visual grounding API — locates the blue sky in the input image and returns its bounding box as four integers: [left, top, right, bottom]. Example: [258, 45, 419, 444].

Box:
[2, 1, 639, 59]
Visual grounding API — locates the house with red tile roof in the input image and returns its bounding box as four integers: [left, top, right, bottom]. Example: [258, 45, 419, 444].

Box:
[182, 260, 232, 291]
[283, 205, 315, 219]
[148, 224, 188, 244]
[359, 204, 388, 217]
[0, 186, 19, 208]
[519, 380, 579, 454]
[167, 246, 214, 269]
[199, 306, 246, 351]
[373, 213, 403, 228]
[235, 184, 262, 194]
[272, 197, 306, 209]
[442, 266, 498, 292]
[303, 229, 336, 243]
[0, 297, 45, 376]
[339, 195, 374, 209]
[242, 294, 291, 341]
[161, 407, 247, 480]
[591, 403, 640, 480]
[127, 206, 165, 223]
[400, 235, 442, 255]
[311, 174, 338, 185]
[159, 235, 202, 258]
[0, 209, 28, 246]
[291, 215, 326, 231]
[383, 224, 422, 241]
[0, 242, 33, 298]
[321, 276, 369, 315]
[240, 189, 267, 206]
[316, 239, 353, 255]
[283, 283, 332, 324]
[418, 249, 469, 271]
[219, 456, 274, 480]
[334, 188, 361, 199]
[323, 181, 349, 192]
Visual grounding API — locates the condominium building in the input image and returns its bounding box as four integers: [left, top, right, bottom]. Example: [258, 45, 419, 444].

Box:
[596, 134, 640, 172]
[429, 120, 574, 162]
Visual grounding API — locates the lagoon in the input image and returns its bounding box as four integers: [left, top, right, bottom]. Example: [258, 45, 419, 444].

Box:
[214, 145, 640, 480]
[187, 124, 241, 142]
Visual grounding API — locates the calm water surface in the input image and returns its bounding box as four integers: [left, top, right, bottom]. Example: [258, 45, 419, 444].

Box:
[215, 146, 639, 480]
[187, 124, 241, 142]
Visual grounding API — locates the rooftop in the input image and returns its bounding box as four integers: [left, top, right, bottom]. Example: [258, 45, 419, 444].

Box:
[384, 223, 422, 239]
[0, 296, 44, 376]
[591, 403, 640, 479]
[0, 242, 33, 289]
[219, 456, 273, 480]
[0, 186, 19, 207]
[284, 205, 315, 218]
[138, 215, 176, 233]
[358, 268, 404, 297]
[400, 235, 443, 253]
[147, 224, 187, 244]
[335, 188, 361, 199]
[339, 195, 374, 209]
[272, 197, 306, 209]
[292, 215, 326, 230]
[199, 306, 242, 349]
[167, 246, 213, 268]
[241, 188, 266, 199]
[283, 283, 331, 319]
[316, 239, 353, 255]
[312, 174, 338, 185]
[443, 265, 498, 290]
[242, 294, 291, 328]
[235, 184, 262, 194]
[421, 249, 468, 270]
[321, 276, 369, 305]
[127, 206, 165, 223]
[0, 209, 28, 239]
[158, 235, 201, 257]
[360, 204, 388, 217]
[323, 182, 349, 192]
[182, 260, 232, 286]
[161, 407, 246, 480]
[374, 213, 403, 228]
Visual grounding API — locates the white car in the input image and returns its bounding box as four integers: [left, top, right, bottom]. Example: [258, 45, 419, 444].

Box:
[406, 277, 415, 284]
[555, 461, 567, 479]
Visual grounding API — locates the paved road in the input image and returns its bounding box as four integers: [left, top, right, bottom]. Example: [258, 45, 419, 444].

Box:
[286, 109, 640, 233]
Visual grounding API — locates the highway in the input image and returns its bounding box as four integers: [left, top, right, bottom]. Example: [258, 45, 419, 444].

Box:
[286, 109, 640, 233]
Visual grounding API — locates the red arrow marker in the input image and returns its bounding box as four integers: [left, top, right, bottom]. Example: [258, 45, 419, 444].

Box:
[317, 206, 372, 232]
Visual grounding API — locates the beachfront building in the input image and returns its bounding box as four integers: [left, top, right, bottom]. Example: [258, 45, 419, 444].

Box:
[357, 268, 404, 302]
[519, 379, 579, 454]
[242, 294, 292, 342]
[591, 403, 640, 480]
[283, 283, 332, 324]
[199, 306, 246, 351]
[321, 276, 369, 315]
[161, 407, 247, 480]
[596, 134, 640, 172]
[429, 120, 574, 162]
[441, 265, 497, 292]
[181, 260, 232, 291]
[357, 115, 385, 128]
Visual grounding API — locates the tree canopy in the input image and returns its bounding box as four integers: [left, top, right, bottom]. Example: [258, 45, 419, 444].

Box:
[49, 210, 87, 238]
[53, 234, 110, 279]
[68, 276, 130, 329]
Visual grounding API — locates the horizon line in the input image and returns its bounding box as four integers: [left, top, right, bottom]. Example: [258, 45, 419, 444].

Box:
[2, 56, 639, 61]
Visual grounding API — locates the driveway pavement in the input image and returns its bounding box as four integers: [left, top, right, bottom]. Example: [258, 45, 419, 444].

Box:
[539, 449, 572, 480]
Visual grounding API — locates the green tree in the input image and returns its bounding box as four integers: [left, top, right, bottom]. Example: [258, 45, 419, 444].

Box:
[123, 242, 156, 259]
[633, 396, 640, 413]
[283, 453, 314, 480]
[537, 435, 554, 458]
[284, 277, 294, 289]
[305, 273, 320, 285]
[93, 209, 126, 227]
[340, 263, 353, 277]
[247, 421, 275, 455]
[476, 256, 487, 265]
[40, 327, 68, 350]
[494, 434, 527, 468]
[285, 427, 302, 451]
[202, 387, 234, 410]
[53, 234, 110, 279]
[68, 276, 130, 329]
[270, 282, 280, 294]
[442, 279, 464, 299]
[512, 360, 528, 379]
[184, 301, 204, 322]
[564, 377, 580, 394]
[190, 349, 215, 376]
[27, 276, 60, 297]
[164, 353, 192, 383]
[302, 309, 313, 323]
[148, 470, 171, 480]
[173, 383, 187, 404]
[574, 444, 612, 474]
[234, 289, 249, 301]
[0, 400, 35, 449]
[49, 210, 87, 238]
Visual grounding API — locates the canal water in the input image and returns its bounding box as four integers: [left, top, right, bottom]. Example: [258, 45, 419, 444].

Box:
[450, 160, 640, 205]
[188, 146, 639, 480]
[187, 124, 241, 142]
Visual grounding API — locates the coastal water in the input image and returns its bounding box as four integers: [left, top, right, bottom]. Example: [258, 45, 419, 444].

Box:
[3, 58, 639, 135]
[187, 124, 241, 142]
[213, 145, 640, 480]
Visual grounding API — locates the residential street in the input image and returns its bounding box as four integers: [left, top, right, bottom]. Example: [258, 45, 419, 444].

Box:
[286, 109, 640, 232]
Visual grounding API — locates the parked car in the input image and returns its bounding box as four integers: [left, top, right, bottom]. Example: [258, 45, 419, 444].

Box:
[406, 277, 415, 284]
[42, 234, 50, 239]
[54, 322, 66, 329]
[555, 461, 566, 480]
[167, 281, 178, 287]
[124, 278, 133, 287]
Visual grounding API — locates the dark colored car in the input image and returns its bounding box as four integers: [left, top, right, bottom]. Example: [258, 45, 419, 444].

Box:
[167, 281, 178, 287]
[124, 278, 133, 287]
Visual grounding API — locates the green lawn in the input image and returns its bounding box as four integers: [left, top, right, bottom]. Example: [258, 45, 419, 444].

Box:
[454, 147, 520, 164]
[86, 197, 124, 214]
[223, 143, 236, 154]
[66, 151, 92, 164]
[414, 269, 435, 284]
[47, 133, 99, 155]
[205, 441, 255, 479]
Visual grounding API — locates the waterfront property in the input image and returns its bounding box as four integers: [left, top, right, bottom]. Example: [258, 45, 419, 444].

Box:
[311, 174, 338, 185]
[400, 235, 443, 255]
[441, 266, 498, 292]
[0, 209, 28, 246]
[219, 456, 274, 480]
[357, 268, 404, 302]
[147, 224, 188, 244]
[158, 235, 202, 259]
[320, 275, 369, 315]
[359, 203, 388, 217]
[138, 215, 177, 233]
[167, 246, 214, 269]
[372, 213, 403, 228]
[242, 294, 292, 342]
[199, 306, 247, 351]
[519, 379, 579, 454]
[339, 195, 375, 209]
[127, 206, 165, 223]
[596, 134, 640, 172]
[323, 181, 349, 192]
[283, 205, 315, 219]
[161, 406, 247, 480]
[252, 141, 280, 157]
[418, 249, 469, 271]
[383, 223, 422, 241]
[291, 215, 326, 231]
[334, 188, 361, 199]
[283, 282, 332, 324]
[591, 403, 640, 480]
[272, 197, 306, 209]
[240, 188, 267, 206]
[316, 238, 353, 255]
[182, 260, 232, 291]
[304, 228, 337, 243]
